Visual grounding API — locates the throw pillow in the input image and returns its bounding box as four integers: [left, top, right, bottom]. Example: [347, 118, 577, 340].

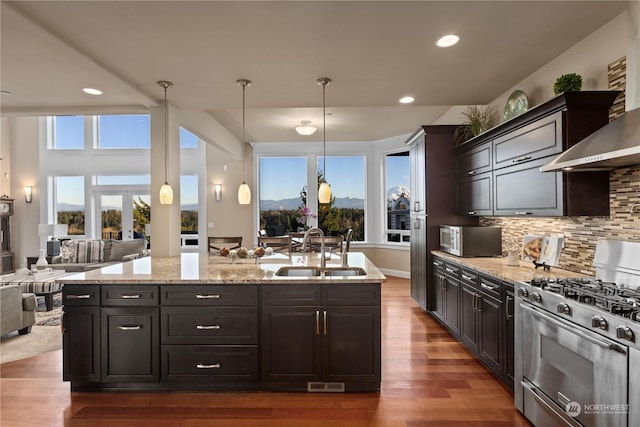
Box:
[108, 239, 145, 261]
[60, 240, 78, 263]
[76, 240, 104, 263]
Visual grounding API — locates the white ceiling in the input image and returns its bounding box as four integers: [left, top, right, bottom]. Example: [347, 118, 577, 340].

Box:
[0, 0, 629, 143]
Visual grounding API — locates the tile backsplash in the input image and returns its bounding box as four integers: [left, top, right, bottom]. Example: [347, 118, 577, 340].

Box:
[481, 165, 640, 275]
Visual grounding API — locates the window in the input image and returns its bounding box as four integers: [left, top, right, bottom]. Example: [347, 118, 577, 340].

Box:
[181, 175, 198, 234]
[53, 116, 84, 149]
[259, 157, 307, 236]
[385, 151, 410, 243]
[318, 156, 365, 241]
[180, 128, 198, 148]
[54, 176, 85, 235]
[96, 175, 150, 185]
[98, 115, 150, 149]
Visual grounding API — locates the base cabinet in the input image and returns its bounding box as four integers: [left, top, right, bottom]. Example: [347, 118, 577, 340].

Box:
[430, 255, 513, 388]
[63, 282, 380, 391]
[261, 284, 381, 391]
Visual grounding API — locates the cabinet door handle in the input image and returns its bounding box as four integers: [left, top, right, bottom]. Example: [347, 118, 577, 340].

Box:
[476, 294, 483, 312]
[67, 294, 91, 299]
[323, 311, 328, 335]
[414, 218, 421, 229]
[472, 293, 477, 312]
[513, 211, 532, 215]
[315, 310, 320, 335]
[117, 325, 141, 331]
[196, 325, 221, 330]
[512, 155, 532, 163]
[414, 201, 421, 212]
[196, 363, 221, 369]
[467, 170, 476, 175]
[196, 294, 221, 299]
[119, 294, 141, 299]
[505, 295, 514, 320]
[468, 211, 476, 215]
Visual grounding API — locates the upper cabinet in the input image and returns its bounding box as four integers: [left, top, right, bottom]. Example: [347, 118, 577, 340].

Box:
[453, 91, 620, 217]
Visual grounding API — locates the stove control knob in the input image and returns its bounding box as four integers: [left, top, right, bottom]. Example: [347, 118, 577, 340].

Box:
[531, 292, 542, 303]
[557, 303, 571, 315]
[591, 316, 608, 330]
[518, 288, 529, 298]
[616, 326, 634, 342]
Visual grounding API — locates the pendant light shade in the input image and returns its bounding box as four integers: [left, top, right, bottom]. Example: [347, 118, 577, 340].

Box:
[237, 79, 252, 205]
[317, 77, 331, 204]
[158, 80, 173, 205]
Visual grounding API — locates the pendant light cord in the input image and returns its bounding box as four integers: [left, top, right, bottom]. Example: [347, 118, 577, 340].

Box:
[242, 82, 246, 179]
[164, 84, 169, 183]
[322, 82, 326, 176]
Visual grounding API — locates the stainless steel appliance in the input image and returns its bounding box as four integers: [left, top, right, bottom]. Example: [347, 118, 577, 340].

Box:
[439, 225, 502, 257]
[515, 240, 640, 427]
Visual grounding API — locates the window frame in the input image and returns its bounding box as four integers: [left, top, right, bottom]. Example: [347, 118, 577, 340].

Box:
[383, 149, 411, 246]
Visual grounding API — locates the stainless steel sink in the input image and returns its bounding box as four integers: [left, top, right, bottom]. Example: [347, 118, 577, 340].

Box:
[275, 266, 367, 277]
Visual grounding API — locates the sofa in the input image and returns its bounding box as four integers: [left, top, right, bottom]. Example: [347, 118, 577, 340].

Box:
[49, 238, 148, 272]
[0, 285, 36, 336]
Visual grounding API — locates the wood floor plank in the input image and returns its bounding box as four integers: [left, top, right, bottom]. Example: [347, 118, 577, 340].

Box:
[0, 276, 530, 426]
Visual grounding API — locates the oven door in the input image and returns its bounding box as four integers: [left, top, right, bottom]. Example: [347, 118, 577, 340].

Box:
[520, 303, 628, 427]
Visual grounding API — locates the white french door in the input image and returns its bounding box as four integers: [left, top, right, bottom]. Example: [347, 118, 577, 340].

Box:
[96, 190, 150, 240]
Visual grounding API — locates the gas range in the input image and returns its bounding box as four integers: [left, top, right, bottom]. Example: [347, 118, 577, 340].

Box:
[517, 276, 639, 351]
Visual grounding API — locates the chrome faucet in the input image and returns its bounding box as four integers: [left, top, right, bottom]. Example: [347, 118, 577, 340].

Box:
[342, 228, 353, 267]
[302, 227, 326, 268]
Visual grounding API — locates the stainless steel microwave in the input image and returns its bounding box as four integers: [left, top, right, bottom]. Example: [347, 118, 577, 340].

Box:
[439, 226, 502, 257]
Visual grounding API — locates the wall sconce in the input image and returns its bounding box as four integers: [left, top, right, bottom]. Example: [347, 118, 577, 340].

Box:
[24, 185, 33, 203]
[214, 184, 222, 202]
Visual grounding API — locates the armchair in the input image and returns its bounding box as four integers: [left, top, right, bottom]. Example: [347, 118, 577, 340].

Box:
[0, 285, 36, 336]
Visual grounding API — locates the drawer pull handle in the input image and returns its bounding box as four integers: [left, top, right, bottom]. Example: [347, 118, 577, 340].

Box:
[433, 261, 443, 267]
[196, 294, 221, 299]
[67, 294, 91, 299]
[196, 325, 221, 330]
[468, 211, 476, 215]
[513, 155, 532, 163]
[120, 294, 141, 299]
[467, 170, 476, 175]
[196, 363, 221, 369]
[514, 211, 532, 215]
[445, 267, 457, 274]
[117, 325, 141, 331]
[461, 274, 474, 281]
[480, 282, 497, 291]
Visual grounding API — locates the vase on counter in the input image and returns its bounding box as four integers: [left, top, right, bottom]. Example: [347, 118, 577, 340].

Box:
[35, 249, 48, 270]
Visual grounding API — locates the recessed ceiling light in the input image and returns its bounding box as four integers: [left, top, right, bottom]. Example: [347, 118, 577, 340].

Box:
[82, 87, 103, 95]
[399, 96, 415, 104]
[436, 34, 459, 48]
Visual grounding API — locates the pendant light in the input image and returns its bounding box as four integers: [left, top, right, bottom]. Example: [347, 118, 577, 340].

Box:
[158, 80, 173, 204]
[237, 79, 252, 205]
[317, 77, 331, 204]
[295, 120, 317, 136]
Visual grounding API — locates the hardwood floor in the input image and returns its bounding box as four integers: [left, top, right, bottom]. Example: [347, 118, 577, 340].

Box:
[0, 277, 530, 426]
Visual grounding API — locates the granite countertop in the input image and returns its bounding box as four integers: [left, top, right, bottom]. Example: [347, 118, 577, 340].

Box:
[57, 252, 386, 285]
[432, 250, 589, 285]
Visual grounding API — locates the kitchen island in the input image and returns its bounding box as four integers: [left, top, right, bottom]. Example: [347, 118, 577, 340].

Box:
[60, 252, 384, 392]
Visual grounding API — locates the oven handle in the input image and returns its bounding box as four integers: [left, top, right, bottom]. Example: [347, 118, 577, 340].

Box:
[521, 380, 582, 427]
[520, 303, 627, 355]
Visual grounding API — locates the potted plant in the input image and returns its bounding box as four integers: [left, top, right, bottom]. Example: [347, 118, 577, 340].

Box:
[455, 105, 497, 144]
[553, 73, 582, 95]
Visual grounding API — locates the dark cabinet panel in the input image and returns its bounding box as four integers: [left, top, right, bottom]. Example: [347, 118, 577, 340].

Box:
[161, 307, 258, 345]
[102, 286, 158, 306]
[161, 285, 257, 306]
[101, 307, 159, 383]
[162, 345, 258, 383]
[460, 284, 479, 353]
[456, 141, 492, 177]
[62, 306, 100, 382]
[478, 294, 503, 374]
[456, 172, 493, 216]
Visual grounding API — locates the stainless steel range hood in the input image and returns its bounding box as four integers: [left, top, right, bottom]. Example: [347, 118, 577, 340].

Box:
[540, 108, 640, 172]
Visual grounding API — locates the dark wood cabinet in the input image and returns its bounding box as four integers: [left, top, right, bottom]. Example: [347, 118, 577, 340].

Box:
[407, 126, 478, 311]
[454, 91, 619, 217]
[261, 284, 381, 391]
[430, 255, 513, 388]
[0, 197, 15, 274]
[62, 285, 101, 382]
[101, 307, 159, 383]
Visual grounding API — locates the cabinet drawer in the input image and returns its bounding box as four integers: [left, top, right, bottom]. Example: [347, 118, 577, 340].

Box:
[261, 285, 321, 306]
[322, 284, 381, 306]
[460, 269, 479, 288]
[478, 277, 502, 300]
[161, 285, 257, 306]
[161, 345, 258, 383]
[493, 111, 562, 169]
[63, 285, 100, 306]
[102, 285, 158, 306]
[443, 263, 460, 279]
[456, 142, 492, 177]
[161, 307, 258, 345]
